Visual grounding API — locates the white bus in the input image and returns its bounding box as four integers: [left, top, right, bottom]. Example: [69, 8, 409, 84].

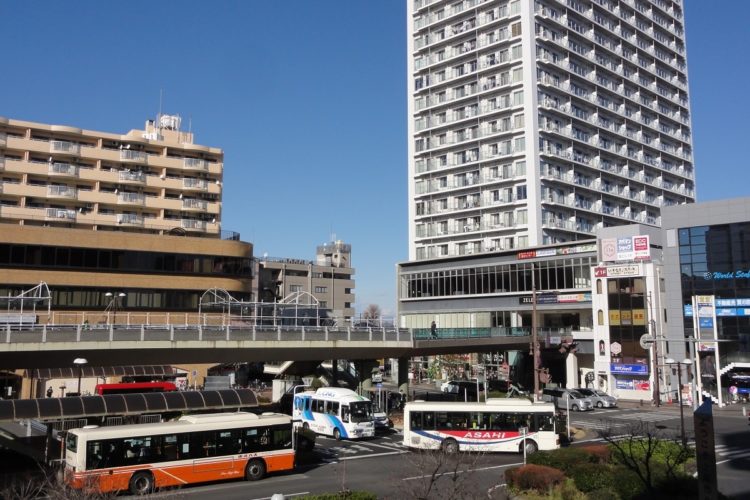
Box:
[403, 399, 559, 454]
[65, 412, 295, 495]
[293, 387, 375, 440]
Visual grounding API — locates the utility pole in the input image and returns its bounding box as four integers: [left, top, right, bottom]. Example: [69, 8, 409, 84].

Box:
[531, 262, 540, 402]
[648, 291, 661, 407]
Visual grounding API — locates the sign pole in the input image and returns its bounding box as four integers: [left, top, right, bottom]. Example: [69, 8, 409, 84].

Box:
[692, 296, 703, 405]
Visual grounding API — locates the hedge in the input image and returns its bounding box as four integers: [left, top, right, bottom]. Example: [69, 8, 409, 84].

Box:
[505, 464, 565, 492]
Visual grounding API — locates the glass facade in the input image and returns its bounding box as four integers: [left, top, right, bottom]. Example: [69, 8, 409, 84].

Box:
[679, 222, 750, 363]
[606, 277, 649, 365]
[0, 243, 252, 277]
[400, 257, 594, 299]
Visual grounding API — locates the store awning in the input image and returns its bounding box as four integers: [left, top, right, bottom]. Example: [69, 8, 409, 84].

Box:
[0, 389, 258, 422]
[27, 365, 179, 379]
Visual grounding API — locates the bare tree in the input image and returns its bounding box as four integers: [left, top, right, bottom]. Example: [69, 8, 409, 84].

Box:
[362, 304, 382, 320]
[597, 420, 692, 496]
[396, 447, 489, 500]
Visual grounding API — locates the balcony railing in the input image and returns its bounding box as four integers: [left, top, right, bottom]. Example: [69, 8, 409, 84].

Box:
[117, 192, 145, 205]
[119, 170, 146, 183]
[181, 219, 207, 231]
[183, 178, 208, 190]
[117, 214, 144, 226]
[47, 185, 77, 199]
[184, 158, 209, 170]
[182, 198, 208, 210]
[50, 141, 80, 155]
[120, 150, 147, 162]
[48, 162, 78, 176]
[45, 208, 76, 221]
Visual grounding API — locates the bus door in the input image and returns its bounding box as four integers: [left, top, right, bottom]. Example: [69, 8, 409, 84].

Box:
[84, 440, 118, 492]
[190, 431, 237, 474]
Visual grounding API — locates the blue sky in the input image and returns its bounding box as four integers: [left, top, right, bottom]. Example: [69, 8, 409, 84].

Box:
[0, 1, 747, 316]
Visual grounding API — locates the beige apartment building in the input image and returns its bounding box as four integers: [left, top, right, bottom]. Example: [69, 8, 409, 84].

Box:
[0, 115, 222, 235]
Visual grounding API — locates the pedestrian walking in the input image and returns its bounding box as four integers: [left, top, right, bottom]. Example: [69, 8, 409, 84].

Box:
[431, 321, 437, 339]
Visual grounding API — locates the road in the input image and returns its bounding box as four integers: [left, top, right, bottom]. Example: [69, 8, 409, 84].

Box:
[142, 429, 520, 499]
[134, 403, 750, 499]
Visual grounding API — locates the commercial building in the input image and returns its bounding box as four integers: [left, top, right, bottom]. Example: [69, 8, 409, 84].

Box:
[661, 198, 750, 406]
[407, 0, 694, 261]
[254, 240, 356, 323]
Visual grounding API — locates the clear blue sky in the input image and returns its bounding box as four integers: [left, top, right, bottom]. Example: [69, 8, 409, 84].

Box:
[0, 1, 747, 316]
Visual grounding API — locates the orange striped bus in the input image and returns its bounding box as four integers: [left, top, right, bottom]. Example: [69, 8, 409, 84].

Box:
[64, 412, 294, 495]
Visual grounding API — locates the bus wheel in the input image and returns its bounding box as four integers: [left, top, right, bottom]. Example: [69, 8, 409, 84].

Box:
[129, 471, 154, 496]
[442, 438, 459, 454]
[333, 428, 342, 441]
[521, 440, 538, 455]
[245, 458, 266, 481]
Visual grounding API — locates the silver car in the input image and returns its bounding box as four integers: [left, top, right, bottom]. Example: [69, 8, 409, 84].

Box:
[575, 388, 618, 408]
[542, 388, 594, 411]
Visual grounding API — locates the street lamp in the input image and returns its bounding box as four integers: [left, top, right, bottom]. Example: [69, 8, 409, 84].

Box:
[73, 357, 88, 396]
[105, 292, 126, 325]
[664, 357, 691, 447]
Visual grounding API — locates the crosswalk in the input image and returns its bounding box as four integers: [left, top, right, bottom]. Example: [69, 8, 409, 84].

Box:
[715, 444, 750, 462]
[317, 435, 406, 463]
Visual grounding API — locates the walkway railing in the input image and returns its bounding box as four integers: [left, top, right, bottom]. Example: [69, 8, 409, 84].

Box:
[1, 323, 411, 344]
[413, 327, 591, 341]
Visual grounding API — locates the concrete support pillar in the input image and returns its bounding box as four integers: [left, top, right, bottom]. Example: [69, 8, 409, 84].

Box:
[565, 353, 579, 389]
[331, 359, 338, 387]
[397, 356, 410, 396]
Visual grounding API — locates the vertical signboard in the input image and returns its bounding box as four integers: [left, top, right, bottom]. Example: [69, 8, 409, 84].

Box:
[694, 401, 718, 500]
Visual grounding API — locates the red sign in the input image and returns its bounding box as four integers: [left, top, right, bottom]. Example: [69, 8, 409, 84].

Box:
[517, 251, 536, 259]
[594, 267, 608, 277]
[441, 430, 522, 440]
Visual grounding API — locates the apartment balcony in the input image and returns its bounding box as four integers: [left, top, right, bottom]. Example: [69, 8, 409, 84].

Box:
[119, 170, 147, 185]
[45, 208, 76, 221]
[120, 149, 148, 163]
[0, 133, 6, 148]
[182, 198, 208, 211]
[48, 162, 78, 177]
[117, 213, 144, 226]
[183, 178, 208, 191]
[50, 140, 80, 156]
[181, 219, 207, 231]
[184, 158, 209, 171]
[117, 192, 146, 206]
[47, 185, 77, 200]
[0, 156, 5, 171]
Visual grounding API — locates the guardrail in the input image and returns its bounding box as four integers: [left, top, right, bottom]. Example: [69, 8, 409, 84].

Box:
[1, 324, 412, 344]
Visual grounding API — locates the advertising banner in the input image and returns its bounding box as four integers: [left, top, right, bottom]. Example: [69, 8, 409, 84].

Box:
[610, 363, 649, 375]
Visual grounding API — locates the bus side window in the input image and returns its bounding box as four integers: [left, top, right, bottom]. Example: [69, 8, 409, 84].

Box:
[421, 411, 435, 430]
[329, 401, 339, 416]
[341, 405, 350, 423]
[243, 428, 259, 453]
[305, 398, 311, 412]
[410, 411, 423, 430]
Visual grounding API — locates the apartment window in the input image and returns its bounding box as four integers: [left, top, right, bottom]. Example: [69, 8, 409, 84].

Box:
[511, 22, 522, 37]
[510, 0, 520, 15]
[516, 185, 527, 200]
[289, 285, 303, 293]
[516, 209, 528, 224]
[314, 286, 328, 293]
[515, 160, 526, 175]
[511, 44, 522, 59]
[514, 136, 525, 151]
[319, 301, 328, 308]
[513, 114, 525, 129]
[512, 67, 523, 83]
[512, 90, 524, 106]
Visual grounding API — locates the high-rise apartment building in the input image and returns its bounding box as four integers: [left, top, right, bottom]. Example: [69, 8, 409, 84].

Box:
[408, 0, 694, 260]
[0, 115, 221, 235]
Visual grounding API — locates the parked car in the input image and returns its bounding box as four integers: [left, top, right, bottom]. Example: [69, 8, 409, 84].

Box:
[542, 387, 594, 411]
[575, 388, 618, 408]
[373, 406, 393, 430]
[440, 379, 458, 392]
[443, 380, 484, 397]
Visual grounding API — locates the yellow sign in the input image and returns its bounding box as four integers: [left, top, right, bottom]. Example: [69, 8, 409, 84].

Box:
[633, 309, 646, 325]
[609, 310, 621, 326]
[621, 310, 632, 325]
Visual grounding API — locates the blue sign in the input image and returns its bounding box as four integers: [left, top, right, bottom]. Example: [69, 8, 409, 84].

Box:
[610, 363, 649, 375]
[699, 317, 714, 328]
[703, 270, 750, 280]
[684, 304, 693, 317]
[615, 379, 634, 390]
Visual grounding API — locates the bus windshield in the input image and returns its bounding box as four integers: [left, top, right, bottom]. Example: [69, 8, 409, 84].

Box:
[66, 432, 77, 453]
[349, 402, 373, 423]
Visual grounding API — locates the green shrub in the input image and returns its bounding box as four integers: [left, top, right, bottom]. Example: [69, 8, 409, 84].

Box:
[569, 463, 615, 493]
[527, 447, 594, 473]
[587, 487, 622, 500]
[611, 466, 646, 499]
[505, 464, 565, 492]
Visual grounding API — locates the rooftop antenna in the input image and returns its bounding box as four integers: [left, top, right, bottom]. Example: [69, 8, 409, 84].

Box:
[158, 89, 163, 124]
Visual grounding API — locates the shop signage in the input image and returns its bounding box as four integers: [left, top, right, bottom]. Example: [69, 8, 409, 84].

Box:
[517, 243, 597, 260]
[703, 270, 750, 280]
[519, 293, 591, 304]
[601, 235, 651, 262]
[594, 263, 642, 278]
[615, 379, 634, 390]
[610, 363, 649, 374]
